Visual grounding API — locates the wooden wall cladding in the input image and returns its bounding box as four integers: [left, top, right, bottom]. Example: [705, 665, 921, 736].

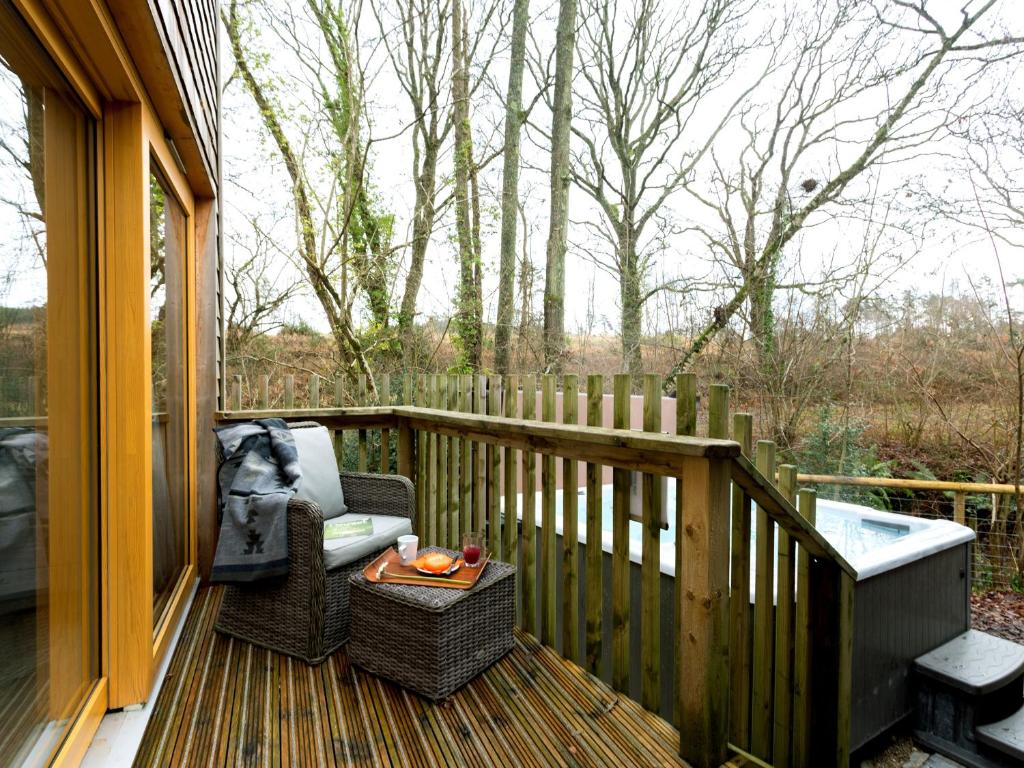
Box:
[105, 0, 220, 198]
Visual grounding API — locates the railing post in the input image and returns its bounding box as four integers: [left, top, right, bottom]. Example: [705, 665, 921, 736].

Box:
[807, 558, 854, 767]
[679, 455, 731, 768]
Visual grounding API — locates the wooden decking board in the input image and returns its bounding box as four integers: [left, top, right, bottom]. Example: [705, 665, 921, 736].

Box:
[513, 645, 634, 766]
[508, 640, 633, 767]
[473, 669, 549, 767]
[534, 644, 679, 762]
[134, 587, 686, 767]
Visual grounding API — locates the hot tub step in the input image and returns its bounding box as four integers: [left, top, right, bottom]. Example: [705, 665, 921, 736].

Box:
[915, 630, 1024, 696]
[977, 705, 1024, 764]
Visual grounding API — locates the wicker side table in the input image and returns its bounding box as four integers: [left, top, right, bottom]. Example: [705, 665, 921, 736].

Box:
[348, 547, 516, 700]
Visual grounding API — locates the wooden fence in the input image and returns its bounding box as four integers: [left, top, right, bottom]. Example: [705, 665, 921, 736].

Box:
[221, 371, 858, 768]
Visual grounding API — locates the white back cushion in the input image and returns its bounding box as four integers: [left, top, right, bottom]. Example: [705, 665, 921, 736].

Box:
[291, 425, 347, 519]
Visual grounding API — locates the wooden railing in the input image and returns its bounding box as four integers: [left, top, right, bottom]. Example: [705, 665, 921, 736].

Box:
[219, 373, 856, 768]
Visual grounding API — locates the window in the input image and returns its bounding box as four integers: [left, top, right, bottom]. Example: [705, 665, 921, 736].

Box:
[0, 0, 98, 762]
[150, 167, 189, 628]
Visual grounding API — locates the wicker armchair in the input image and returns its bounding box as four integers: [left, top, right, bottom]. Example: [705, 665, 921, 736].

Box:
[215, 471, 415, 664]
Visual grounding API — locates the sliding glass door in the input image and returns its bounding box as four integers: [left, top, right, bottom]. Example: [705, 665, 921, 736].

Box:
[0, 0, 99, 763]
[150, 168, 189, 629]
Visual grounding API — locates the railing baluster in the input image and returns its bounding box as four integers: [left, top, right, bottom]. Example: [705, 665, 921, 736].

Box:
[503, 374, 520, 577]
[284, 373, 294, 410]
[729, 412, 754, 749]
[792, 488, 816, 767]
[807, 557, 854, 766]
[474, 375, 487, 534]
[675, 372, 697, 728]
[435, 374, 448, 547]
[334, 378, 345, 467]
[397, 377, 414, 481]
[562, 373, 580, 664]
[774, 464, 798, 766]
[447, 373, 460, 548]
[378, 374, 390, 473]
[707, 384, 729, 441]
[521, 374, 537, 635]
[488, 375, 503, 559]
[415, 374, 429, 542]
[259, 374, 270, 410]
[585, 374, 604, 675]
[460, 375, 473, 544]
[309, 373, 320, 409]
[641, 374, 662, 711]
[612, 373, 631, 692]
[541, 374, 557, 648]
[751, 439, 777, 760]
[400, 377, 414, 481]
[356, 374, 368, 472]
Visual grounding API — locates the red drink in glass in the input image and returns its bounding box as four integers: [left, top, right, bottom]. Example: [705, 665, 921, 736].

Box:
[462, 532, 483, 568]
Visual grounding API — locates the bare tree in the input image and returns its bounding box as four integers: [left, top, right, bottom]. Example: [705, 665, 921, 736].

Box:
[223, 214, 301, 356]
[668, 0, 1023, 383]
[494, 0, 531, 373]
[540, 0, 577, 373]
[371, 0, 454, 350]
[223, 0, 390, 394]
[569, 0, 757, 377]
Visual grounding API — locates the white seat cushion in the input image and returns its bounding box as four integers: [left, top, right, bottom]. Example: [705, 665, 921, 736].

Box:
[292, 425, 347, 519]
[323, 513, 412, 571]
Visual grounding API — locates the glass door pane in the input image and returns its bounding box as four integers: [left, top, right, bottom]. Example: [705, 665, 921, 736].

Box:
[150, 169, 188, 628]
[0, 0, 98, 763]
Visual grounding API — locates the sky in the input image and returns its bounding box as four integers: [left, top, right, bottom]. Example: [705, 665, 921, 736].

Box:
[216, 0, 1024, 340]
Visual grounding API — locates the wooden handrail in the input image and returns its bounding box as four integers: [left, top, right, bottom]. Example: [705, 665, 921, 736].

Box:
[218, 407, 399, 431]
[733, 457, 856, 578]
[220, 405, 741, 467]
[794, 473, 1020, 496]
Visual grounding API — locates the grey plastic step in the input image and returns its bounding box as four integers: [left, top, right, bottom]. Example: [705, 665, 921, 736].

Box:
[977, 705, 1024, 763]
[914, 630, 1024, 696]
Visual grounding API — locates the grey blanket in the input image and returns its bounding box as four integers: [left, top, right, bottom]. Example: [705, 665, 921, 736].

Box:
[212, 419, 301, 582]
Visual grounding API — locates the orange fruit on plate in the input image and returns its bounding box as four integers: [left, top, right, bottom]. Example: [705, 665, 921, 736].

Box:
[410, 552, 454, 574]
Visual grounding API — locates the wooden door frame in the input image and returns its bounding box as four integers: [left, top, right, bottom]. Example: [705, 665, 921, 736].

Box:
[10, 0, 206, 761]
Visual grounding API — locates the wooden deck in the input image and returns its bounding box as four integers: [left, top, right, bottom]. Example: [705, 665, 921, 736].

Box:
[134, 587, 687, 767]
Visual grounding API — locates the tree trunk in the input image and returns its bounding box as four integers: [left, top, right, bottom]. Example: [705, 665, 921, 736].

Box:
[619, 227, 643, 378]
[542, 0, 577, 374]
[398, 140, 440, 344]
[451, 0, 481, 370]
[494, 0, 530, 374]
[748, 267, 777, 375]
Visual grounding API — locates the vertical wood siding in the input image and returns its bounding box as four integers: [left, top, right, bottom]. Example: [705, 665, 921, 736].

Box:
[149, 0, 219, 189]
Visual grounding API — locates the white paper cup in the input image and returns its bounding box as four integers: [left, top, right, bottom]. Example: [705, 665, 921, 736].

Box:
[397, 534, 419, 565]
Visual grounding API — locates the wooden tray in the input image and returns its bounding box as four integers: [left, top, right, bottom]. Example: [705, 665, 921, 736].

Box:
[363, 547, 491, 590]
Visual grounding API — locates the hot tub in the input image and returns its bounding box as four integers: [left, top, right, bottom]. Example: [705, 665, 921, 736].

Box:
[511, 484, 975, 749]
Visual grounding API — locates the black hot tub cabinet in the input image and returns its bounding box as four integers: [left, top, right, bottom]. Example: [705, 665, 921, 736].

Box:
[849, 540, 971, 750]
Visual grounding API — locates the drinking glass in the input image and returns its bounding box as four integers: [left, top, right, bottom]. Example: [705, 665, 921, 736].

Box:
[462, 532, 483, 568]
